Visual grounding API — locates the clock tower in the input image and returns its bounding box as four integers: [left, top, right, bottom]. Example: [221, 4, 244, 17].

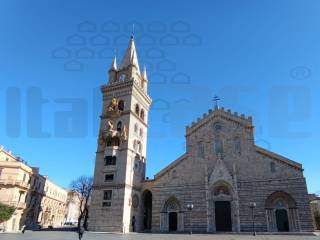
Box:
[89, 35, 151, 232]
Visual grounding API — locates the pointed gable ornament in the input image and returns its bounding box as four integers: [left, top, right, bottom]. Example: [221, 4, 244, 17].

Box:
[209, 155, 233, 186]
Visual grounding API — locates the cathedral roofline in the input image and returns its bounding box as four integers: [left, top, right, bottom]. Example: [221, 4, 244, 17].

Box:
[255, 146, 303, 171]
[154, 153, 188, 179]
[186, 107, 253, 136]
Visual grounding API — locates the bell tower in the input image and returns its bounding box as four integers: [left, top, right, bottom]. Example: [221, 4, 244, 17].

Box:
[89, 35, 152, 232]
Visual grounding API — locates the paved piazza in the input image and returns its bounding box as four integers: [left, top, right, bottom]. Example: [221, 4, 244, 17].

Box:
[0, 232, 319, 240]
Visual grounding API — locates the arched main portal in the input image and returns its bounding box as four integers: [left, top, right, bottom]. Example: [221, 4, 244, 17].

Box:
[275, 209, 289, 231]
[209, 180, 237, 232]
[160, 197, 183, 232]
[265, 191, 299, 232]
[142, 190, 152, 231]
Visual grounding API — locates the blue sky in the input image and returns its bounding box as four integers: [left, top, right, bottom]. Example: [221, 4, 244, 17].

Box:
[0, 0, 319, 193]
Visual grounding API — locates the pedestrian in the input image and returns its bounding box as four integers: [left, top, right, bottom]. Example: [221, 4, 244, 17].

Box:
[131, 216, 136, 232]
[21, 225, 26, 234]
[78, 226, 84, 240]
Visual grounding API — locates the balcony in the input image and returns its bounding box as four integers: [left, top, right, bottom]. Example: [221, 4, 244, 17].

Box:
[1, 201, 27, 209]
[0, 179, 30, 189]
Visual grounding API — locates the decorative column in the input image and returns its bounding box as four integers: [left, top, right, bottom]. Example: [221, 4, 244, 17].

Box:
[212, 201, 216, 232]
[179, 211, 184, 231]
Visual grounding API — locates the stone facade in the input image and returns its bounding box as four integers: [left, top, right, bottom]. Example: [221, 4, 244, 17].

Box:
[0, 147, 33, 232]
[64, 191, 81, 224]
[89, 36, 313, 233]
[0, 147, 68, 232]
[309, 194, 320, 230]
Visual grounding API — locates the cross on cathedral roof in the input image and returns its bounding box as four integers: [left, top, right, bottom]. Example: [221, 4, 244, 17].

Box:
[212, 95, 220, 109]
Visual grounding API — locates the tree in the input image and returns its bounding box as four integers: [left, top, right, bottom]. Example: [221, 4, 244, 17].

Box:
[0, 202, 15, 224]
[70, 176, 93, 231]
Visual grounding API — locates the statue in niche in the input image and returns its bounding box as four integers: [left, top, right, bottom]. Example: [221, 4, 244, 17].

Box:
[121, 125, 128, 141]
[107, 120, 118, 137]
[108, 97, 118, 112]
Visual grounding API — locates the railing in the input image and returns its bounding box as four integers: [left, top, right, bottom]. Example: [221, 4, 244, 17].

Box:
[1, 201, 27, 209]
[0, 179, 30, 189]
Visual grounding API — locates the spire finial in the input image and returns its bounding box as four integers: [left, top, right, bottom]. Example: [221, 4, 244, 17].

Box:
[212, 95, 220, 109]
[110, 51, 117, 71]
[143, 65, 148, 80]
[131, 24, 135, 39]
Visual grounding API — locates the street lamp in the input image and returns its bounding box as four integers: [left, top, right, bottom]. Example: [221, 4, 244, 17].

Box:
[249, 202, 256, 236]
[187, 203, 194, 235]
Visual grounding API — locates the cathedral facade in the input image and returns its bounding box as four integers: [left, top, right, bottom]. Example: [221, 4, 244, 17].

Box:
[89, 36, 313, 233]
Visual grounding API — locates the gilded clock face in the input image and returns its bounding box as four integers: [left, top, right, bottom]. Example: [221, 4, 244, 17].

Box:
[132, 194, 139, 208]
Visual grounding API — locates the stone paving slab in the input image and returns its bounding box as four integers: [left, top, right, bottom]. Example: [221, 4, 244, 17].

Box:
[0, 232, 319, 240]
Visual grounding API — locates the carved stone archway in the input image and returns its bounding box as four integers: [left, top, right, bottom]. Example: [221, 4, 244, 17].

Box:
[160, 197, 184, 232]
[265, 191, 300, 232]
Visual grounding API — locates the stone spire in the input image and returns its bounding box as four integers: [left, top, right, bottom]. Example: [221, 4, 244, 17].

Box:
[142, 65, 148, 81]
[109, 55, 117, 71]
[119, 35, 140, 74]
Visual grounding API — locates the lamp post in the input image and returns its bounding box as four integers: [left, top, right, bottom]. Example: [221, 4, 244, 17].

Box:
[187, 203, 194, 235]
[249, 202, 256, 236]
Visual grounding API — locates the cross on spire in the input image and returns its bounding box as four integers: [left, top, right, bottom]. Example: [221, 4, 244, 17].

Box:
[212, 95, 220, 109]
[131, 24, 135, 39]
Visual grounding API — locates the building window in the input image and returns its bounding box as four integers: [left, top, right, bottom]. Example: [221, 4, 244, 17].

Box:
[104, 174, 114, 182]
[104, 156, 116, 165]
[0, 168, 3, 177]
[270, 162, 276, 172]
[138, 143, 142, 153]
[213, 122, 222, 132]
[118, 100, 124, 111]
[135, 104, 140, 115]
[133, 140, 140, 151]
[140, 109, 145, 121]
[171, 169, 177, 179]
[139, 128, 143, 138]
[117, 121, 122, 131]
[134, 123, 138, 133]
[198, 142, 205, 158]
[102, 201, 111, 207]
[103, 190, 112, 207]
[234, 137, 241, 154]
[214, 138, 223, 157]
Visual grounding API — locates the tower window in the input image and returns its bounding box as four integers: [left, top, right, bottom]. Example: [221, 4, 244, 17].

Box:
[104, 174, 114, 182]
[134, 123, 138, 133]
[117, 121, 122, 131]
[102, 201, 111, 207]
[133, 140, 138, 151]
[118, 100, 124, 111]
[103, 190, 112, 200]
[138, 143, 142, 153]
[135, 104, 140, 115]
[102, 190, 112, 207]
[140, 109, 145, 121]
[234, 137, 241, 154]
[139, 128, 143, 137]
[104, 156, 116, 165]
[198, 142, 205, 158]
